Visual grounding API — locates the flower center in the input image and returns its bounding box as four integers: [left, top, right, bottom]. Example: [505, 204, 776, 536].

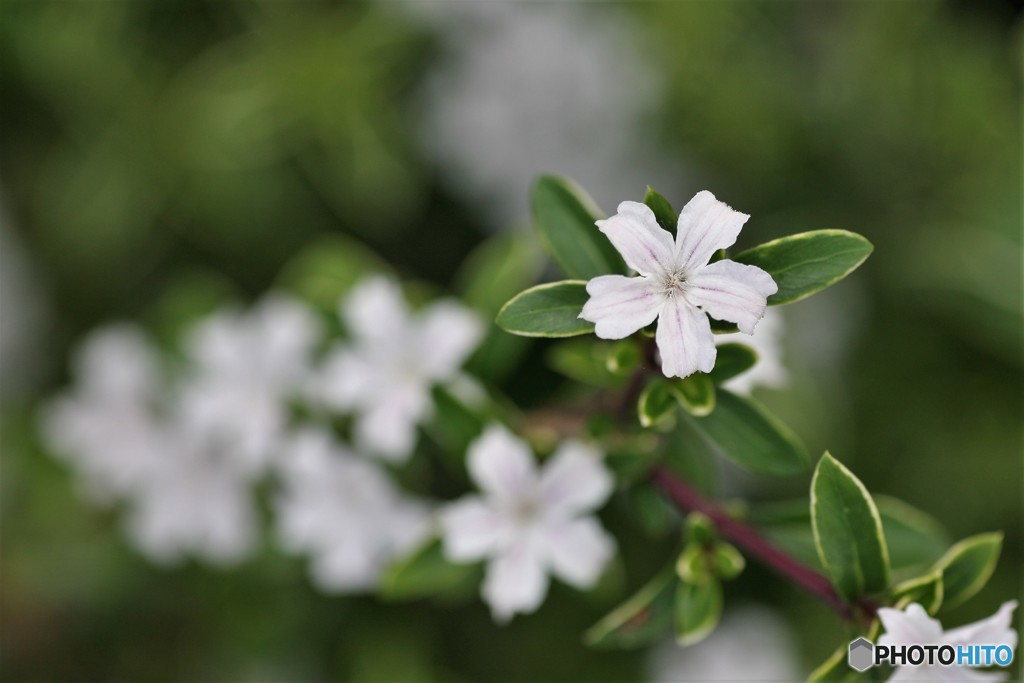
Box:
[660, 270, 689, 298]
[512, 498, 540, 525]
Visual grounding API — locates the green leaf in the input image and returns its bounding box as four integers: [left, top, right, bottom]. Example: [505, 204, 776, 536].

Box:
[662, 418, 719, 495]
[626, 483, 679, 537]
[496, 281, 594, 338]
[892, 570, 943, 614]
[675, 579, 722, 646]
[932, 532, 1002, 609]
[638, 378, 679, 428]
[711, 542, 745, 580]
[676, 544, 713, 585]
[531, 175, 626, 279]
[750, 496, 949, 572]
[643, 186, 676, 234]
[874, 495, 951, 571]
[546, 339, 622, 388]
[710, 318, 740, 334]
[584, 570, 675, 649]
[686, 389, 809, 476]
[606, 340, 642, 376]
[811, 452, 890, 601]
[276, 235, 387, 314]
[675, 374, 716, 416]
[708, 343, 759, 384]
[379, 538, 481, 601]
[732, 230, 874, 305]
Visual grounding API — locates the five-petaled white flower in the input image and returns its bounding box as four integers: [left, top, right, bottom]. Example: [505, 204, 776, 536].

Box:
[274, 427, 431, 592]
[314, 277, 484, 462]
[178, 294, 322, 475]
[579, 192, 778, 379]
[877, 600, 1019, 682]
[440, 424, 615, 622]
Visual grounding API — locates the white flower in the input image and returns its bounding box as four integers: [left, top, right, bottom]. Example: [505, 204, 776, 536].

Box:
[579, 193, 778, 379]
[274, 427, 431, 592]
[41, 325, 165, 502]
[716, 308, 788, 395]
[877, 601, 1019, 682]
[314, 277, 483, 462]
[41, 323, 261, 565]
[439, 424, 615, 622]
[178, 294, 322, 474]
[125, 429, 258, 567]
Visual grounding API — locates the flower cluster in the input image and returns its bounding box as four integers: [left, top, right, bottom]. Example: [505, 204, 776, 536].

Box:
[41, 281, 477, 586]
[43, 274, 624, 618]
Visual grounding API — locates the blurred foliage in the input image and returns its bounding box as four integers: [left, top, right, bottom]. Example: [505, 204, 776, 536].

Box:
[0, 0, 1020, 681]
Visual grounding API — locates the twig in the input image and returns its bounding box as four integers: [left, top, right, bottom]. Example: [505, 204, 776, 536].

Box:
[651, 465, 876, 622]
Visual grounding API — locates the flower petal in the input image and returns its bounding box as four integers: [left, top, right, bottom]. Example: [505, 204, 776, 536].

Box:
[655, 297, 716, 379]
[579, 275, 663, 340]
[341, 277, 409, 347]
[353, 388, 429, 462]
[440, 497, 510, 563]
[315, 346, 378, 412]
[416, 300, 484, 380]
[540, 516, 615, 589]
[596, 201, 676, 277]
[538, 440, 612, 516]
[675, 191, 750, 271]
[942, 600, 1018, 649]
[467, 424, 538, 504]
[877, 603, 944, 647]
[686, 259, 777, 334]
[482, 540, 549, 622]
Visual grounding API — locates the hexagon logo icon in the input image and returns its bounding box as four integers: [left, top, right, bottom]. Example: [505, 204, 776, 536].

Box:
[848, 637, 875, 672]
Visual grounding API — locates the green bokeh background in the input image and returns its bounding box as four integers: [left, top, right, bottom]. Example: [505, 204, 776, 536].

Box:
[1, 1, 1020, 681]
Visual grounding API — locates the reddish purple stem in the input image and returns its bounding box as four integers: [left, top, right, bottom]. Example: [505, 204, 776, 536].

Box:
[651, 466, 869, 621]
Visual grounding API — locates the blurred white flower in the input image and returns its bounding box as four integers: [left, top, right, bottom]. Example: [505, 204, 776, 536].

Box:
[648, 606, 800, 682]
[125, 429, 258, 567]
[716, 309, 788, 395]
[178, 294, 322, 474]
[414, 3, 685, 230]
[580, 194, 777, 379]
[274, 427, 431, 592]
[41, 325, 165, 502]
[877, 601, 1019, 682]
[314, 277, 483, 462]
[440, 424, 614, 622]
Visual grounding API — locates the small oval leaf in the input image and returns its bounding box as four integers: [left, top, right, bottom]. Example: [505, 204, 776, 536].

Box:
[811, 452, 891, 601]
[532, 175, 626, 279]
[638, 377, 679, 428]
[932, 532, 1003, 609]
[708, 343, 759, 384]
[643, 186, 677, 234]
[496, 281, 594, 338]
[732, 230, 873, 305]
[584, 570, 675, 649]
[675, 578, 722, 646]
[892, 570, 944, 615]
[675, 374, 716, 416]
[687, 389, 809, 476]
